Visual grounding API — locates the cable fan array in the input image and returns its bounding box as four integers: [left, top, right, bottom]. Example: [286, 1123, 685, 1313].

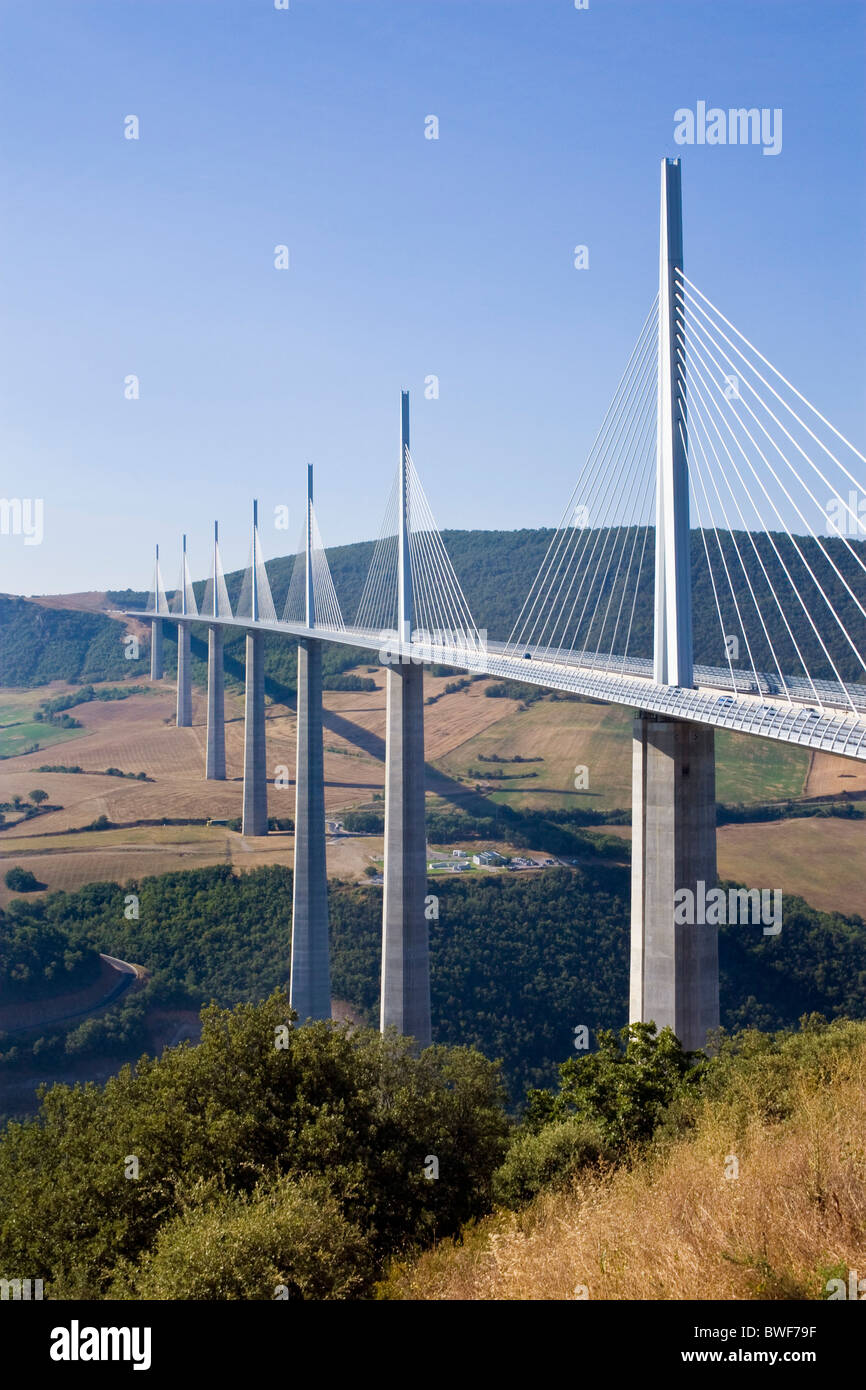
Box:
[200, 533, 233, 620]
[354, 452, 481, 651]
[676, 271, 866, 711]
[282, 506, 344, 630]
[169, 543, 198, 617]
[145, 549, 170, 615]
[235, 517, 277, 623]
[507, 297, 659, 671]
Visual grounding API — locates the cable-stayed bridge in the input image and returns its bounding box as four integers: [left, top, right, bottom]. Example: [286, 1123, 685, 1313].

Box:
[125, 160, 866, 1052]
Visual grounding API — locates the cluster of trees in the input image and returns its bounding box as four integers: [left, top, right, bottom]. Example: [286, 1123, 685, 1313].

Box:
[0, 795, 60, 829]
[2, 863, 864, 1103]
[467, 766, 538, 781]
[0, 598, 150, 686]
[342, 802, 629, 852]
[322, 673, 377, 692]
[33, 709, 82, 729]
[0, 901, 97, 998]
[35, 764, 150, 780]
[716, 799, 865, 826]
[0, 995, 508, 1298]
[37, 684, 149, 718]
[1, 998, 860, 1299]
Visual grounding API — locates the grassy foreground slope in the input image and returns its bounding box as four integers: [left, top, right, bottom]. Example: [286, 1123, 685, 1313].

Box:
[382, 1019, 866, 1301]
[2, 1002, 862, 1301]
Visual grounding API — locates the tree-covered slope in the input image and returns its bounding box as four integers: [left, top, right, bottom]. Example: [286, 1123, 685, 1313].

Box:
[4, 524, 864, 689]
[2, 864, 863, 1101]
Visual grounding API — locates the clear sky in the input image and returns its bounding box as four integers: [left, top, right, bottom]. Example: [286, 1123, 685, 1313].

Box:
[1, 0, 864, 595]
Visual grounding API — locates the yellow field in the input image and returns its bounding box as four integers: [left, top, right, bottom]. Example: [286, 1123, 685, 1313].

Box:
[0, 670, 862, 912]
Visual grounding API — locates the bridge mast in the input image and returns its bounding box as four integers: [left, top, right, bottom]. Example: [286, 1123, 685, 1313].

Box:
[397, 390, 413, 644]
[381, 390, 431, 1048]
[654, 157, 693, 689]
[630, 158, 719, 1053]
[176, 533, 192, 727]
[291, 462, 332, 1021]
[150, 543, 164, 680]
[305, 462, 315, 628]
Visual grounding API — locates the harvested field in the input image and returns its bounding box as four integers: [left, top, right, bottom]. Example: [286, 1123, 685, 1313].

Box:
[803, 749, 866, 798]
[587, 818, 866, 918]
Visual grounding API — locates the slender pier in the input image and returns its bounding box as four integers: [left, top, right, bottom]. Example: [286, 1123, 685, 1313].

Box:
[630, 159, 719, 1051]
[205, 522, 226, 780]
[380, 392, 431, 1048]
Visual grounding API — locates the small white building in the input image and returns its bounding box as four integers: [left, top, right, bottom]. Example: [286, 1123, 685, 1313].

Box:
[472, 850, 507, 868]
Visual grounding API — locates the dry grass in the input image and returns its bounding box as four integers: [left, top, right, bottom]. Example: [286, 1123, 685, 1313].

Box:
[385, 1036, 866, 1301]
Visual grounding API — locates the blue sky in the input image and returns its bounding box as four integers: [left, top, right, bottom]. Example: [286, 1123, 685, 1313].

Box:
[1, 0, 864, 595]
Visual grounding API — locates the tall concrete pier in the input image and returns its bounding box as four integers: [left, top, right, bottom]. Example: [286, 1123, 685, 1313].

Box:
[205, 524, 226, 780]
[629, 158, 719, 1052]
[629, 716, 718, 1050]
[242, 630, 267, 834]
[150, 619, 164, 680]
[290, 640, 331, 1019]
[176, 624, 192, 727]
[380, 392, 431, 1048]
[175, 535, 193, 727]
[206, 627, 225, 779]
[290, 465, 332, 1021]
[381, 660, 429, 1045]
[241, 504, 268, 836]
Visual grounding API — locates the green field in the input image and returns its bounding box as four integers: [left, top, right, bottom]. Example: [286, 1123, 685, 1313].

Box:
[714, 729, 808, 804]
[434, 697, 809, 812]
[0, 699, 44, 725]
[0, 719, 88, 758]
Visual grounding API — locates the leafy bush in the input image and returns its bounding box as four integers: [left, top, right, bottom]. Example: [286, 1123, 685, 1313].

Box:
[4, 867, 43, 892]
[524, 1022, 701, 1150]
[0, 993, 508, 1297]
[493, 1117, 610, 1208]
[123, 1176, 374, 1301]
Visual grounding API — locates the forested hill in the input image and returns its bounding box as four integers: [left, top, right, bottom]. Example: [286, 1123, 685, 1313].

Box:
[2, 863, 865, 1102]
[2, 525, 865, 688]
[0, 595, 150, 687]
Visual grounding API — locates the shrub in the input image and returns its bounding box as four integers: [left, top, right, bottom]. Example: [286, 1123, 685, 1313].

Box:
[4, 867, 43, 892]
[124, 1176, 374, 1300]
[493, 1117, 609, 1208]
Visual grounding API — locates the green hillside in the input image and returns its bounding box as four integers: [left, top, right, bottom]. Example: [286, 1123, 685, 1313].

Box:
[113, 524, 866, 683]
[2, 524, 864, 691]
[2, 864, 864, 1102]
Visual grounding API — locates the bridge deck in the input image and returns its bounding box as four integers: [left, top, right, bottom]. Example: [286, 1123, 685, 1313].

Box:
[123, 611, 866, 763]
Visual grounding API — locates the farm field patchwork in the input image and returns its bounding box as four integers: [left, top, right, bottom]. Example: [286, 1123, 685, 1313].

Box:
[0, 671, 860, 913]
